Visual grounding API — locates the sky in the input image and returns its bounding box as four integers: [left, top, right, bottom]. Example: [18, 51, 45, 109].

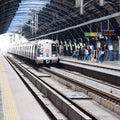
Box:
[7, 0, 50, 33]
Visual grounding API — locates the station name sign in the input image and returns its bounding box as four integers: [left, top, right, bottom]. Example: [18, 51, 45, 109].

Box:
[85, 30, 120, 37]
[84, 32, 98, 37]
[102, 30, 120, 36]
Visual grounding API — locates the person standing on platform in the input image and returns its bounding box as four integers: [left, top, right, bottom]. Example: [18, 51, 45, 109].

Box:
[108, 44, 114, 61]
[98, 47, 105, 63]
[104, 44, 109, 61]
[81, 47, 85, 60]
[77, 47, 82, 60]
[87, 46, 91, 60]
[84, 47, 89, 61]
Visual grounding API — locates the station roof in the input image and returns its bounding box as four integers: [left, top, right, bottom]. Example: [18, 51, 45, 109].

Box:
[0, 0, 120, 40]
[23, 0, 120, 40]
[0, 0, 21, 34]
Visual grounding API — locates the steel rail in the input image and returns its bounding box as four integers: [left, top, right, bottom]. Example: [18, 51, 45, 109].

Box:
[6, 56, 97, 120]
[42, 67, 120, 104]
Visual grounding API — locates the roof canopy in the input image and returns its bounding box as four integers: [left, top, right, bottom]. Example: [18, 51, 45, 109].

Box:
[0, 0, 120, 41]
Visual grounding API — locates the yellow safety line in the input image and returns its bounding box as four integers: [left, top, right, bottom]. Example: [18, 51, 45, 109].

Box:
[0, 58, 20, 120]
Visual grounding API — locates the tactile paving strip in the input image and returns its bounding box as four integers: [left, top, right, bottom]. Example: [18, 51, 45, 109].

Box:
[0, 57, 20, 120]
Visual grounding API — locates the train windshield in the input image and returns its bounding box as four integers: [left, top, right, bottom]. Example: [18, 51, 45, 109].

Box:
[52, 44, 57, 54]
[38, 44, 43, 56]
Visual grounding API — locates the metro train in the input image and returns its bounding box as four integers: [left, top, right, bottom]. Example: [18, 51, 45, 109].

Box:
[8, 39, 59, 64]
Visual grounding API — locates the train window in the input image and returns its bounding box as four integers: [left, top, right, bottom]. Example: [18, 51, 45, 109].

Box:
[38, 44, 43, 56]
[52, 44, 57, 54]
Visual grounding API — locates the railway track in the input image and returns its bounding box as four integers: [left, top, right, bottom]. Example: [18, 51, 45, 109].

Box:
[41, 67, 120, 103]
[6, 56, 120, 120]
[41, 67, 120, 111]
[6, 56, 97, 120]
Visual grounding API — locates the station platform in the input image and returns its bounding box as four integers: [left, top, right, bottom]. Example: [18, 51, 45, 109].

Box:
[59, 56, 120, 68]
[0, 55, 50, 120]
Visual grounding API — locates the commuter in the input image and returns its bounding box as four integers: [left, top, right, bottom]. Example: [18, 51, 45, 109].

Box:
[87, 46, 91, 60]
[68, 45, 71, 56]
[81, 47, 85, 60]
[72, 48, 79, 58]
[97, 47, 105, 63]
[77, 47, 82, 60]
[104, 44, 109, 61]
[90, 45, 94, 61]
[72, 50, 77, 58]
[91, 49, 97, 62]
[84, 47, 89, 60]
[76, 48, 79, 58]
[108, 44, 114, 61]
[106, 37, 114, 61]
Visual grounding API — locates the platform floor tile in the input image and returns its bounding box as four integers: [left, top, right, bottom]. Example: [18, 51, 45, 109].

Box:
[0, 57, 20, 120]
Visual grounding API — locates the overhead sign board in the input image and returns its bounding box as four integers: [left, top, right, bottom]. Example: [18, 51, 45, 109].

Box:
[102, 30, 116, 36]
[102, 30, 120, 36]
[85, 32, 99, 37]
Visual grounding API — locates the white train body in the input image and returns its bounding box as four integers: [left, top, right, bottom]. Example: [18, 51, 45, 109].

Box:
[8, 39, 59, 64]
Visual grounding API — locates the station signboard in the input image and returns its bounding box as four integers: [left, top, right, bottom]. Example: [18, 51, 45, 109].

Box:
[84, 32, 99, 37]
[102, 30, 120, 36]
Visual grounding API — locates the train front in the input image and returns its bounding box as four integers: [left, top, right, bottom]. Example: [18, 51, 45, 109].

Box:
[36, 40, 59, 64]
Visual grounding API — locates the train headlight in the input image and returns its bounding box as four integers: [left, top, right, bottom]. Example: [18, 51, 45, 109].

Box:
[52, 54, 56, 57]
[40, 54, 43, 57]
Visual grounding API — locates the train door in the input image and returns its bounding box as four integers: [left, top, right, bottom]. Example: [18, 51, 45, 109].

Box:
[43, 43, 51, 58]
